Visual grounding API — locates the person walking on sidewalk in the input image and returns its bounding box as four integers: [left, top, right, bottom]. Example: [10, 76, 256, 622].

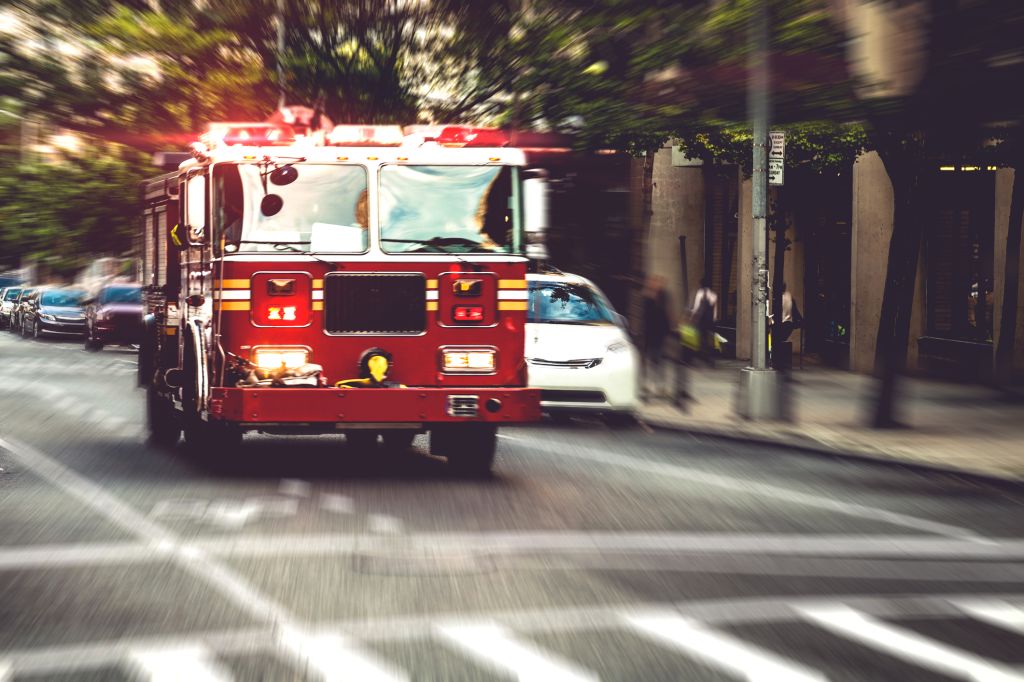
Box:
[691, 276, 719, 368]
[641, 275, 672, 400]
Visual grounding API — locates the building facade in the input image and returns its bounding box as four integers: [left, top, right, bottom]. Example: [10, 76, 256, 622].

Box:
[640, 144, 1024, 380]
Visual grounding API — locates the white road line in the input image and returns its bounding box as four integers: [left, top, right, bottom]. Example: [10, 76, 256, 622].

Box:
[498, 433, 983, 540]
[798, 604, 1024, 682]
[367, 513, 404, 535]
[0, 434, 302, 631]
[436, 622, 598, 682]
[624, 612, 826, 682]
[279, 478, 312, 497]
[278, 628, 408, 682]
[129, 645, 233, 682]
[953, 600, 1024, 636]
[320, 493, 354, 514]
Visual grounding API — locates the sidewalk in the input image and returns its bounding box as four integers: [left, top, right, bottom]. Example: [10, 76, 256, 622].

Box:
[639, 359, 1024, 483]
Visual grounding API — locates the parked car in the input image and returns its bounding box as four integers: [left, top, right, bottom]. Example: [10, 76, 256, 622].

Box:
[526, 272, 640, 419]
[10, 287, 36, 334]
[84, 283, 144, 350]
[0, 286, 22, 329]
[21, 288, 88, 339]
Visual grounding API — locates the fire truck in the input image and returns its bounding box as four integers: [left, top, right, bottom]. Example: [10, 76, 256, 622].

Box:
[139, 115, 543, 474]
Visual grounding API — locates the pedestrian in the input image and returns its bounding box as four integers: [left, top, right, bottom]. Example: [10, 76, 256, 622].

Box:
[641, 275, 672, 401]
[770, 282, 802, 373]
[691, 276, 718, 367]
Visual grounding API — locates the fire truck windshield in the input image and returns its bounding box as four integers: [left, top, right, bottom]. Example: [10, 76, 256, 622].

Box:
[215, 163, 368, 253]
[379, 165, 521, 254]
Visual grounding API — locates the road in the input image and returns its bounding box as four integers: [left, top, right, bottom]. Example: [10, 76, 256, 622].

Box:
[1, 331, 1023, 681]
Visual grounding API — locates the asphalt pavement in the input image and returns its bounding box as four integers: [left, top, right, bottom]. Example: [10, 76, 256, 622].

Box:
[1, 330, 1023, 681]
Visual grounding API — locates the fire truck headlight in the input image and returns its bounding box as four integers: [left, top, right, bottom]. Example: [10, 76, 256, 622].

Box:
[442, 348, 496, 373]
[252, 347, 309, 370]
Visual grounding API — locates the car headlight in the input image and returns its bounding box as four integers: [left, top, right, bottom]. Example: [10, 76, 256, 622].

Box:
[1, 303, 11, 312]
[606, 339, 629, 354]
[252, 347, 309, 370]
[40, 313, 56, 322]
[441, 348, 496, 372]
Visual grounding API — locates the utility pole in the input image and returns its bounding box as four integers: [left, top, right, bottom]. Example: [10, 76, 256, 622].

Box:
[276, 0, 286, 109]
[737, 0, 784, 420]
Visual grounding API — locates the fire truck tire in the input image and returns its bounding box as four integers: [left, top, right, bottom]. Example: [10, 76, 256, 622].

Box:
[346, 430, 379, 452]
[381, 430, 416, 453]
[146, 386, 180, 447]
[433, 424, 497, 476]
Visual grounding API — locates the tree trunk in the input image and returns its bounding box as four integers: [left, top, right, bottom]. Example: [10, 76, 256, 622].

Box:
[871, 149, 925, 428]
[994, 162, 1024, 393]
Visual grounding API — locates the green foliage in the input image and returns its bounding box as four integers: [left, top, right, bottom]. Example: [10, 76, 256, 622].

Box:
[0, 147, 147, 276]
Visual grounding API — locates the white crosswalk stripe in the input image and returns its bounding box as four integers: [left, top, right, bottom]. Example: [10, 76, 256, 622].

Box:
[798, 604, 1024, 682]
[436, 622, 599, 682]
[279, 629, 409, 682]
[624, 612, 827, 682]
[953, 600, 1024, 636]
[128, 645, 233, 682]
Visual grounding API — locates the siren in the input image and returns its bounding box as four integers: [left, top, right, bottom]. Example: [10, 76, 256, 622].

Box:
[327, 125, 405, 147]
[434, 127, 509, 148]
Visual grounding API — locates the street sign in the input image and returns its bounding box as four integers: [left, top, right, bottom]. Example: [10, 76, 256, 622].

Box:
[768, 130, 785, 185]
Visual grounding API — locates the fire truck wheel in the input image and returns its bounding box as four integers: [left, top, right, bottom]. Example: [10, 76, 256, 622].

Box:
[146, 386, 180, 447]
[381, 430, 416, 453]
[346, 430, 379, 452]
[433, 424, 497, 477]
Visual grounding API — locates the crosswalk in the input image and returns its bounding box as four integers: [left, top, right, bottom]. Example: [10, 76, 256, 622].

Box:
[3, 596, 1023, 681]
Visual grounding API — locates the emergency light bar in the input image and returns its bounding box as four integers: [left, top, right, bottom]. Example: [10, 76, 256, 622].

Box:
[328, 125, 405, 147]
[203, 123, 296, 148]
[435, 127, 509, 148]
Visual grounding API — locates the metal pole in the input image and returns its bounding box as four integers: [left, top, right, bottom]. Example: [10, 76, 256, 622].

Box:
[276, 0, 286, 109]
[737, 0, 783, 420]
[750, 0, 769, 371]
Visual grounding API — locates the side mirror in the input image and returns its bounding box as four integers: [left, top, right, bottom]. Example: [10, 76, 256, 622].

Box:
[185, 175, 207, 243]
[522, 169, 549, 261]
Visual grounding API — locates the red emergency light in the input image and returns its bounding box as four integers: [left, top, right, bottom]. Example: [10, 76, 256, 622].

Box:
[205, 123, 296, 148]
[453, 305, 485, 322]
[435, 127, 509, 148]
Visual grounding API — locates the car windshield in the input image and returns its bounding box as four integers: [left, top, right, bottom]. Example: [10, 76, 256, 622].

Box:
[380, 165, 519, 254]
[528, 281, 617, 325]
[3, 289, 21, 301]
[41, 290, 85, 307]
[100, 286, 142, 304]
[215, 163, 368, 253]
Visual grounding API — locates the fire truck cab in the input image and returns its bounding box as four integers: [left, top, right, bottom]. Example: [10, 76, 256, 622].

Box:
[139, 120, 541, 474]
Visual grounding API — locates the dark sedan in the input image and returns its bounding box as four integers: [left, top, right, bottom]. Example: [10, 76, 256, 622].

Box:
[10, 288, 36, 334]
[84, 284, 143, 350]
[22, 288, 88, 339]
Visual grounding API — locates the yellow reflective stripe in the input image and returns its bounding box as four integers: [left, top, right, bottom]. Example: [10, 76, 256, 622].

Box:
[498, 301, 528, 311]
[426, 301, 439, 311]
[426, 279, 439, 290]
[215, 279, 250, 289]
[217, 301, 251, 311]
[498, 279, 528, 289]
[312, 301, 324, 311]
[312, 279, 324, 289]
[164, 326, 177, 335]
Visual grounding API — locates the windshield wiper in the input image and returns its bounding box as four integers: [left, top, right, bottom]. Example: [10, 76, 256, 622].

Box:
[271, 242, 337, 270]
[381, 236, 498, 270]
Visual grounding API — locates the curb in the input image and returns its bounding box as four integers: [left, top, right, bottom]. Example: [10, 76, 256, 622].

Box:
[641, 414, 1024, 489]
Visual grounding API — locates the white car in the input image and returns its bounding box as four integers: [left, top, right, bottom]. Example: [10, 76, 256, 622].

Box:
[526, 272, 640, 417]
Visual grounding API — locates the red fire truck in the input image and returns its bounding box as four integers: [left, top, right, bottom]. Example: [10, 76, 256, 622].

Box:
[139, 117, 542, 474]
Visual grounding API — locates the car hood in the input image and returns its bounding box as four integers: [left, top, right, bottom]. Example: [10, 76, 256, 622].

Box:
[525, 322, 629, 361]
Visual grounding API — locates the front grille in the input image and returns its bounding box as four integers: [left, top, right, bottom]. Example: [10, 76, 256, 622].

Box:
[540, 389, 607, 404]
[56, 316, 85, 323]
[447, 395, 480, 417]
[324, 273, 426, 334]
[528, 358, 603, 369]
